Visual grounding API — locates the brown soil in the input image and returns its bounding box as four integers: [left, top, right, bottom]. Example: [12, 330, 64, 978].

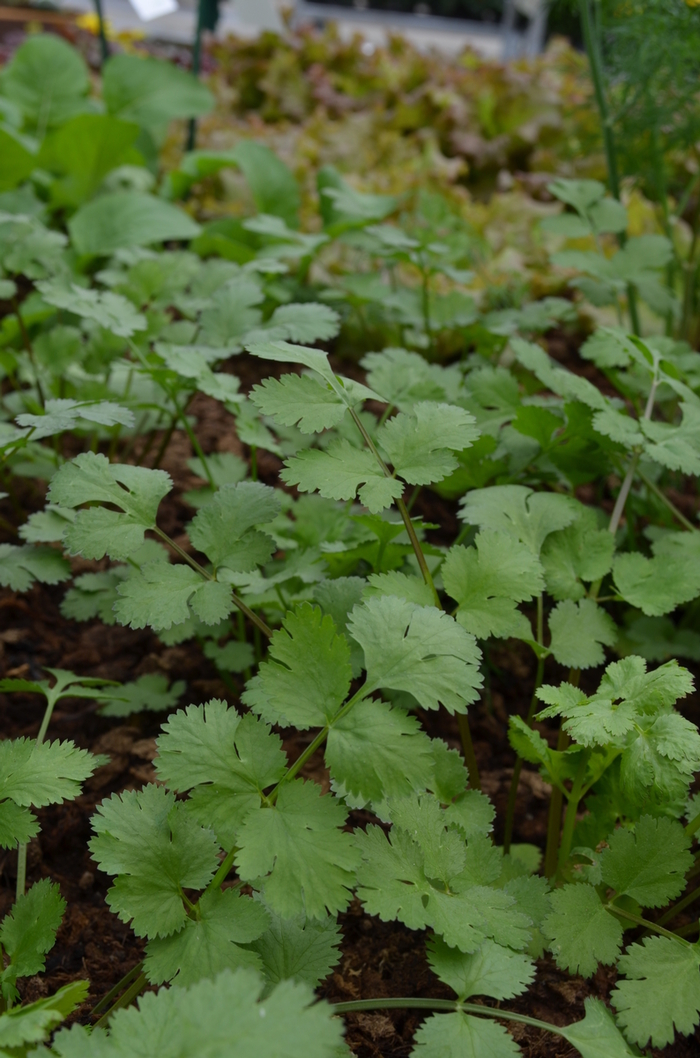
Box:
[2, 353, 700, 1058]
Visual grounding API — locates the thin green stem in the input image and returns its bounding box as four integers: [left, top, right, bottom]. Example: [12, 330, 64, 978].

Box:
[18, 688, 61, 900]
[503, 651, 545, 853]
[332, 997, 571, 1037]
[171, 393, 215, 488]
[206, 850, 240, 894]
[544, 726, 570, 880]
[92, 0, 110, 63]
[557, 750, 589, 871]
[457, 714, 481, 791]
[94, 973, 148, 1029]
[606, 903, 691, 945]
[91, 962, 144, 1017]
[638, 470, 698, 533]
[657, 883, 700, 927]
[686, 809, 700, 839]
[13, 298, 45, 408]
[186, 0, 204, 152]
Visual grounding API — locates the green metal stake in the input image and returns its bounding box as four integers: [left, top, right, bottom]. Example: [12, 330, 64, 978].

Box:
[92, 0, 110, 65]
[186, 0, 220, 152]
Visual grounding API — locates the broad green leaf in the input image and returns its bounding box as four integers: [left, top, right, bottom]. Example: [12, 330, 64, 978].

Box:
[427, 936, 535, 1000]
[68, 192, 201, 256]
[600, 815, 693, 907]
[460, 485, 579, 555]
[580, 327, 635, 369]
[114, 562, 232, 631]
[246, 339, 338, 390]
[560, 999, 638, 1058]
[89, 784, 220, 938]
[231, 141, 300, 228]
[361, 346, 457, 408]
[188, 482, 280, 571]
[0, 543, 70, 592]
[249, 911, 342, 991]
[235, 779, 360, 919]
[36, 280, 146, 338]
[243, 605, 351, 729]
[48, 968, 342, 1058]
[442, 531, 543, 640]
[197, 277, 263, 349]
[0, 34, 89, 129]
[0, 879, 65, 1001]
[250, 303, 340, 344]
[512, 338, 608, 411]
[326, 697, 435, 802]
[613, 550, 700, 616]
[540, 507, 614, 601]
[155, 699, 286, 848]
[612, 936, 700, 1048]
[542, 884, 623, 976]
[0, 800, 37, 848]
[547, 599, 617, 669]
[548, 178, 605, 214]
[98, 673, 185, 718]
[379, 402, 479, 485]
[102, 53, 214, 141]
[0, 981, 88, 1051]
[144, 888, 268, 986]
[281, 440, 404, 513]
[411, 1012, 520, 1058]
[0, 736, 98, 813]
[16, 398, 135, 440]
[362, 571, 435, 608]
[38, 114, 141, 208]
[348, 596, 482, 714]
[48, 452, 171, 561]
[642, 402, 700, 475]
[250, 374, 349, 434]
[0, 127, 35, 192]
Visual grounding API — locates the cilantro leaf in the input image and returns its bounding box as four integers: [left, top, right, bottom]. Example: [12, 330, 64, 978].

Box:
[378, 402, 478, 485]
[0, 880, 65, 1003]
[560, 998, 639, 1058]
[442, 531, 543, 639]
[547, 599, 617, 669]
[362, 571, 435, 608]
[613, 550, 700, 616]
[411, 1011, 521, 1058]
[326, 697, 435, 802]
[36, 279, 147, 338]
[612, 936, 700, 1048]
[600, 815, 693, 907]
[249, 911, 342, 991]
[198, 278, 263, 350]
[16, 399, 134, 440]
[459, 485, 579, 555]
[281, 439, 404, 514]
[48, 452, 171, 561]
[361, 347, 457, 409]
[243, 605, 352, 729]
[0, 982, 89, 1052]
[155, 699, 286, 848]
[542, 883, 623, 977]
[235, 780, 360, 919]
[144, 888, 269, 986]
[0, 543, 70, 592]
[540, 508, 614, 601]
[427, 936, 535, 1000]
[261, 303, 341, 344]
[251, 374, 350, 434]
[99, 673, 185, 718]
[348, 596, 482, 714]
[188, 482, 280, 572]
[641, 403, 700, 476]
[89, 784, 220, 938]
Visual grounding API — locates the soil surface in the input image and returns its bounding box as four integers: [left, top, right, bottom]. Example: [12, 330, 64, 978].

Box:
[2, 347, 700, 1058]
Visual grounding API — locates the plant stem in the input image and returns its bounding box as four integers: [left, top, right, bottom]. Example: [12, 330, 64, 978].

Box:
[456, 714, 481, 791]
[186, 0, 204, 152]
[686, 809, 700, 839]
[171, 393, 215, 488]
[154, 527, 272, 639]
[92, 0, 110, 63]
[17, 686, 62, 900]
[543, 725, 570, 880]
[504, 597, 544, 854]
[332, 997, 572, 1037]
[557, 750, 589, 871]
[90, 962, 144, 1016]
[605, 903, 691, 945]
[657, 883, 700, 927]
[638, 470, 698, 533]
[13, 298, 45, 408]
[206, 849, 239, 893]
[94, 973, 148, 1029]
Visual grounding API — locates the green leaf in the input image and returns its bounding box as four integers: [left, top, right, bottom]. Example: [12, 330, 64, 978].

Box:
[197, 277, 264, 350]
[89, 784, 220, 938]
[612, 936, 700, 1048]
[0, 736, 98, 813]
[103, 53, 214, 141]
[427, 936, 535, 1000]
[411, 1011, 521, 1058]
[560, 998, 639, 1058]
[0, 127, 35, 193]
[144, 888, 269, 986]
[379, 402, 479, 485]
[281, 439, 404, 514]
[599, 815, 693, 907]
[540, 507, 614, 601]
[0, 33, 89, 130]
[547, 599, 618, 669]
[512, 338, 607, 411]
[36, 280, 147, 338]
[613, 550, 700, 616]
[16, 398, 135, 440]
[243, 605, 351, 730]
[257, 303, 341, 344]
[348, 596, 482, 714]
[48, 968, 342, 1058]
[114, 563, 232, 631]
[442, 531, 543, 640]
[48, 452, 171, 561]
[155, 699, 286, 849]
[326, 697, 435, 802]
[99, 673, 185, 718]
[188, 482, 280, 571]
[0, 800, 38, 848]
[460, 485, 579, 555]
[641, 402, 700, 476]
[231, 141, 300, 228]
[363, 571, 435, 608]
[361, 346, 457, 409]
[235, 779, 360, 919]
[38, 114, 141, 209]
[68, 192, 201, 257]
[0, 879, 65, 1000]
[542, 884, 623, 977]
[580, 327, 635, 369]
[250, 374, 350, 434]
[0, 981, 88, 1051]
[0, 543, 70, 591]
[249, 911, 342, 991]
